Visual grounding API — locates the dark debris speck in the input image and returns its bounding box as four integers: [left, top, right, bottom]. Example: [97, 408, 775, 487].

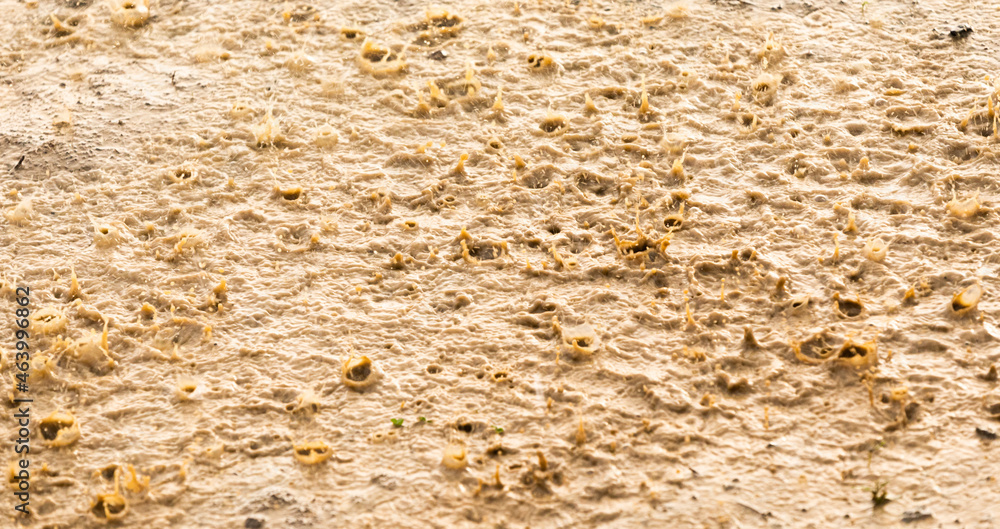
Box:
[902, 511, 932, 523]
[948, 24, 973, 39]
[975, 427, 997, 440]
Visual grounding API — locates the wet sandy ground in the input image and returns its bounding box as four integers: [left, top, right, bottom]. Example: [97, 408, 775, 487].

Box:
[1, 0, 1000, 527]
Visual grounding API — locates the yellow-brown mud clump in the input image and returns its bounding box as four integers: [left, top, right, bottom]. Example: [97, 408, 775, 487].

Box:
[342, 355, 378, 390]
[832, 338, 878, 370]
[357, 39, 407, 77]
[441, 442, 468, 469]
[292, 441, 333, 465]
[108, 0, 150, 28]
[40, 411, 81, 447]
[950, 282, 983, 316]
[412, 7, 464, 45]
[90, 466, 129, 521]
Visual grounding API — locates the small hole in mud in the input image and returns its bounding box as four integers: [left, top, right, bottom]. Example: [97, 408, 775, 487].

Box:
[838, 344, 867, 359]
[526, 54, 554, 70]
[282, 189, 301, 200]
[426, 364, 442, 374]
[547, 225, 561, 234]
[39, 421, 62, 441]
[100, 465, 118, 481]
[175, 169, 192, 179]
[363, 47, 397, 64]
[468, 243, 503, 260]
[474, 370, 486, 379]
[664, 216, 683, 229]
[346, 361, 371, 382]
[91, 495, 126, 519]
[430, 13, 461, 27]
[540, 117, 567, 133]
[98, 227, 109, 235]
[107, 500, 125, 515]
[798, 335, 834, 361]
[456, 422, 474, 433]
[836, 297, 863, 317]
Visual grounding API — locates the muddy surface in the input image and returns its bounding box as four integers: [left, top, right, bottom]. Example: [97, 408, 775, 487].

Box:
[1, 0, 999, 527]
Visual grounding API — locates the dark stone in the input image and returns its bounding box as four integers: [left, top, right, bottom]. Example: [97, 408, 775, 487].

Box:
[975, 427, 997, 440]
[948, 24, 973, 39]
[428, 50, 448, 61]
[245, 517, 264, 529]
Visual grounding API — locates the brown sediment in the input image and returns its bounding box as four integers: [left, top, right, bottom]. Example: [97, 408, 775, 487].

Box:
[1, 0, 996, 526]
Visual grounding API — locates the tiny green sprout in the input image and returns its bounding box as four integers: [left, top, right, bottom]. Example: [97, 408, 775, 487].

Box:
[418, 416, 432, 423]
[493, 425, 504, 435]
[865, 480, 891, 508]
[391, 418, 404, 428]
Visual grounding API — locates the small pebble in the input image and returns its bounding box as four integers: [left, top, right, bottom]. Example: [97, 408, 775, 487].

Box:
[975, 427, 997, 440]
[948, 24, 973, 39]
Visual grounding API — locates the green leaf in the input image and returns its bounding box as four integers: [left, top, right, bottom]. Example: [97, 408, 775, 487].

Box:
[391, 418, 404, 427]
[493, 425, 504, 434]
